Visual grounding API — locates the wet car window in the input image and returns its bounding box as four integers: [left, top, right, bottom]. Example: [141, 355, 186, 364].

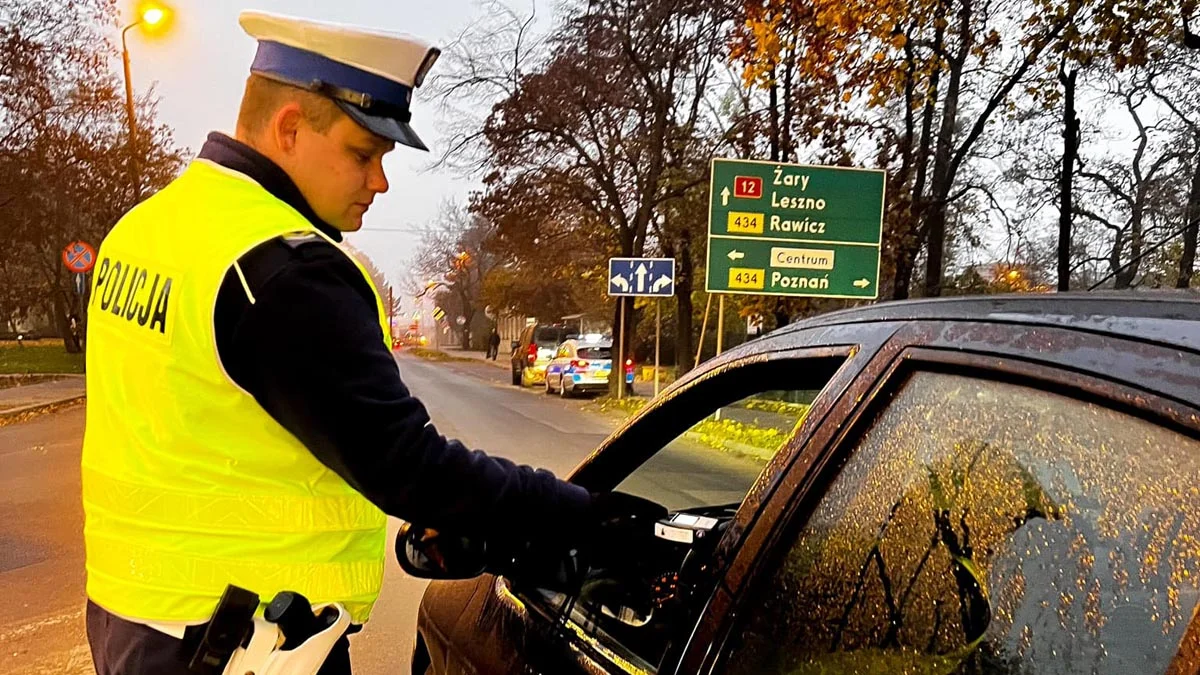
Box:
[723, 371, 1200, 675]
[614, 390, 818, 513]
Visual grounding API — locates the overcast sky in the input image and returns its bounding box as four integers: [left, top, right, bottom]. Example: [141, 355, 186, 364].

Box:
[121, 0, 545, 291]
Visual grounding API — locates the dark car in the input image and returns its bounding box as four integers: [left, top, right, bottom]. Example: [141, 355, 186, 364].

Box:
[410, 295, 1200, 675]
[510, 323, 573, 387]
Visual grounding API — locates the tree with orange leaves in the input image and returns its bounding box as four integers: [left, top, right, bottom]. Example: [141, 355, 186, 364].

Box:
[731, 0, 1191, 301]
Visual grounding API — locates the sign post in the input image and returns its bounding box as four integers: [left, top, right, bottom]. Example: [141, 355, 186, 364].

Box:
[608, 257, 675, 400]
[706, 159, 886, 300]
[654, 299, 661, 398]
[716, 295, 725, 356]
[62, 241, 96, 353]
[617, 297, 626, 400]
[694, 294, 711, 369]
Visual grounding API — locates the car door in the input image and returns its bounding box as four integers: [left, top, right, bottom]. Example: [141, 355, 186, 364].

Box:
[690, 319, 1200, 675]
[424, 321, 903, 675]
[513, 325, 533, 370]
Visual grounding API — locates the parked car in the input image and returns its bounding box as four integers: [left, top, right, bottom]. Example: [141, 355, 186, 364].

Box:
[405, 294, 1200, 675]
[510, 323, 572, 387]
[543, 337, 635, 397]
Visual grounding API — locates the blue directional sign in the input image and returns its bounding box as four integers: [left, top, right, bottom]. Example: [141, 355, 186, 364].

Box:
[608, 258, 675, 297]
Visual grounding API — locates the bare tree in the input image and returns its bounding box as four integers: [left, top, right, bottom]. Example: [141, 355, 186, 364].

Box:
[1075, 71, 1187, 289]
[414, 202, 501, 347]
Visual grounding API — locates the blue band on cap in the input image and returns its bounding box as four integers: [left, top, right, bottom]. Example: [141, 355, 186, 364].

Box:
[250, 40, 412, 114]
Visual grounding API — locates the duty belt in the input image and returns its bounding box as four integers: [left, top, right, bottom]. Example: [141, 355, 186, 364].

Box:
[185, 585, 355, 675]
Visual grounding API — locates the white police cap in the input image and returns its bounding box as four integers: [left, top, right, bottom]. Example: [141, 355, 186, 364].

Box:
[239, 10, 441, 151]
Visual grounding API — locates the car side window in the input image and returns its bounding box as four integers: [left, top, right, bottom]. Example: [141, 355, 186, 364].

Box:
[538, 357, 849, 673]
[613, 389, 818, 512]
[722, 371, 1200, 675]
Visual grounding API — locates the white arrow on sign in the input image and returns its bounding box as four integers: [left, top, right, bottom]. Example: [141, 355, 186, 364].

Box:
[727, 249, 745, 261]
[721, 186, 731, 206]
[853, 278, 871, 288]
[610, 276, 630, 292]
[634, 264, 649, 292]
[651, 275, 671, 292]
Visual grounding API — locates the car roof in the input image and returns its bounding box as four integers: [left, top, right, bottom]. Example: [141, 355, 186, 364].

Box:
[779, 293, 1200, 352]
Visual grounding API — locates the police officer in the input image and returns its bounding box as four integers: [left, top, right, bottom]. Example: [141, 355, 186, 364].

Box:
[82, 11, 652, 675]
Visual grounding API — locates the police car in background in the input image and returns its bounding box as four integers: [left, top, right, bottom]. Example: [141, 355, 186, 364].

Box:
[543, 336, 634, 397]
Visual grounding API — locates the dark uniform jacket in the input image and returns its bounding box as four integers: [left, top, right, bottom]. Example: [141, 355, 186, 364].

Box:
[202, 132, 590, 538]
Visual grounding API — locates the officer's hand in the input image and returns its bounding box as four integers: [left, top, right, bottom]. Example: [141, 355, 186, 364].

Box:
[586, 491, 668, 567]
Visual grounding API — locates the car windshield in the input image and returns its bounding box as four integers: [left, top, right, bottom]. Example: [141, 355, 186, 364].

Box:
[576, 346, 612, 360]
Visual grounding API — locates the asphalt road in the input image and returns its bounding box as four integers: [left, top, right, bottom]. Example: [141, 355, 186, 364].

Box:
[348, 354, 612, 674]
[0, 404, 92, 675]
[0, 352, 771, 674]
[0, 354, 612, 675]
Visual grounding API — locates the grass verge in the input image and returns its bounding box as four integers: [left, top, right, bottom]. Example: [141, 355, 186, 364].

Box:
[592, 395, 649, 418]
[685, 418, 789, 464]
[590, 395, 805, 465]
[406, 347, 475, 363]
[0, 341, 85, 374]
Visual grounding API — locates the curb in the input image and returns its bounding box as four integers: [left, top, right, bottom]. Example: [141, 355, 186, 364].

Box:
[0, 394, 86, 422]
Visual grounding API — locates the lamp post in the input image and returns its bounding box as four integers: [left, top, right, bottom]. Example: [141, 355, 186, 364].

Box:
[120, 4, 168, 202]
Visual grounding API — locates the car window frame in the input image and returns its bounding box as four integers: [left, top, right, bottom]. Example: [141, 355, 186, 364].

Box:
[502, 329, 898, 675]
[693, 320, 1200, 675]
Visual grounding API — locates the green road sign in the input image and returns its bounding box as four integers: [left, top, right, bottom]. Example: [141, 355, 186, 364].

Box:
[706, 158, 886, 299]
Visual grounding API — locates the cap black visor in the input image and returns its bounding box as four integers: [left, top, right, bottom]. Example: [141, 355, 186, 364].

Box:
[335, 101, 428, 151]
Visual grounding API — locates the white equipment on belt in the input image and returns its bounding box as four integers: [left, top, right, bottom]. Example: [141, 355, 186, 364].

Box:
[186, 586, 353, 675]
[222, 603, 351, 675]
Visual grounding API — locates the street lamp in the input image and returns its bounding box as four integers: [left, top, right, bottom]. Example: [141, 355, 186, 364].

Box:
[121, 2, 171, 202]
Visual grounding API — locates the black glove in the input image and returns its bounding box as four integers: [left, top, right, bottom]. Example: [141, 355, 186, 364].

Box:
[585, 491, 668, 568]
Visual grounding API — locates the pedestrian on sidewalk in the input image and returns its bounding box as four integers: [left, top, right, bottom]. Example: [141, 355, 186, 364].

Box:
[81, 11, 655, 675]
[487, 328, 501, 360]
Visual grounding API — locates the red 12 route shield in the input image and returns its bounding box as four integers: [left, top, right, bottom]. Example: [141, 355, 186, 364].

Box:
[62, 241, 97, 273]
[733, 175, 763, 199]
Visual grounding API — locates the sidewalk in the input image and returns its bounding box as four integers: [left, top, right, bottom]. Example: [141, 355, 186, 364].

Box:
[0, 375, 86, 419]
[436, 346, 510, 370]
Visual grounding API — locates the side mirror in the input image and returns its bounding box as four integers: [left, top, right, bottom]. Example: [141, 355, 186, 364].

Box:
[395, 523, 488, 580]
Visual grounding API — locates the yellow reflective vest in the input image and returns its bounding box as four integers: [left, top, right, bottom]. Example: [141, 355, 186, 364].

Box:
[82, 158, 390, 624]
